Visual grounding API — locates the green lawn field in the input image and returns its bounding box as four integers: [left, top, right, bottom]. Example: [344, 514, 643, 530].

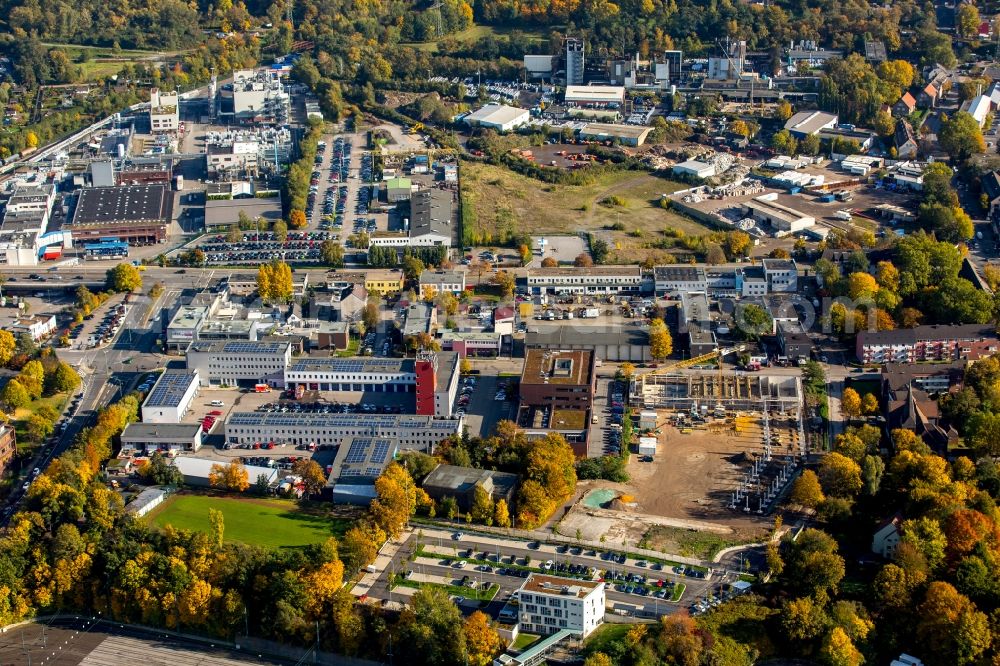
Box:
[147, 494, 350, 549]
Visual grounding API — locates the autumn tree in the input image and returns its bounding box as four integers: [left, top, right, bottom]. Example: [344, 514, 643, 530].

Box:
[861, 392, 879, 415]
[789, 470, 825, 509]
[1, 379, 29, 409]
[370, 462, 417, 538]
[493, 498, 511, 528]
[841, 387, 862, 419]
[916, 582, 991, 665]
[209, 461, 250, 492]
[492, 270, 516, 297]
[106, 263, 142, 293]
[541, 257, 558, 267]
[820, 627, 863, 666]
[0, 329, 15, 366]
[464, 611, 503, 666]
[292, 459, 327, 496]
[469, 484, 494, 524]
[288, 209, 308, 229]
[574, 253, 594, 267]
[819, 452, 863, 497]
[648, 318, 673, 360]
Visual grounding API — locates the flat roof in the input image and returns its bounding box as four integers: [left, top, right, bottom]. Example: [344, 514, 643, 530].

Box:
[745, 198, 812, 224]
[762, 258, 796, 271]
[121, 422, 202, 441]
[189, 340, 290, 355]
[521, 573, 601, 598]
[143, 371, 198, 408]
[73, 184, 173, 226]
[654, 265, 705, 281]
[172, 456, 277, 482]
[521, 348, 594, 386]
[419, 269, 466, 285]
[564, 85, 626, 103]
[204, 198, 282, 227]
[674, 159, 714, 172]
[287, 357, 414, 374]
[526, 325, 647, 348]
[226, 412, 462, 432]
[465, 104, 529, 126]
[422, 463, 519, 494]
[579, 123, 652, 140]
[527, 265, 641, 278]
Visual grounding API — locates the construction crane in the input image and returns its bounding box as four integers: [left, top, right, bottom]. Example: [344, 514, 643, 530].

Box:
[631, 345, 746, 393]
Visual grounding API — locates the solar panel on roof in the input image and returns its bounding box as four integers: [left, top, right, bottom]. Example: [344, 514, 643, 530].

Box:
[371, 440, 390, 463]
[345, 438, 370, 464]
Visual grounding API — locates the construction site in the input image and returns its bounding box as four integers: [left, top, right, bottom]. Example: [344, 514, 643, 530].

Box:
[558, 364, 806, 545]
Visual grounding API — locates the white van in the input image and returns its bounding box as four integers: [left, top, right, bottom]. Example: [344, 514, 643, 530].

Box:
[210, 400, 225, 407]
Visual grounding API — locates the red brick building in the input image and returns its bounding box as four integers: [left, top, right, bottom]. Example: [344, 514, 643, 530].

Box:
[0, 424, 16, 479]
[519, 349, 597, 410]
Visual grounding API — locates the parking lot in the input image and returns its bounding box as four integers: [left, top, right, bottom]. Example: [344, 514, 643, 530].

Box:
[195, 229, 333, 264]
[359, 526, 734, 619]
[454, 374, 517, 438]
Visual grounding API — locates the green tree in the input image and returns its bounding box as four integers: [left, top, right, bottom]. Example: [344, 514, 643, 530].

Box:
[25, 413, 54, 442]
[321, 240, 344, 268]
[469, 484, 494, 524]
[819, 452, 863, 497]
[957, 2, 981, 39]
[48, 362, 81, 394]
[940, 111, 986, 161]
[736, 303, 772, 340]
[771, 129, 798, 155]
[106, 263, 142, 292]
[272, 219, 288, 243]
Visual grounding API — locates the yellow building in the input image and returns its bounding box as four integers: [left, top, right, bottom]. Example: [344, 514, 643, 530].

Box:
[327, 269, 405, 297]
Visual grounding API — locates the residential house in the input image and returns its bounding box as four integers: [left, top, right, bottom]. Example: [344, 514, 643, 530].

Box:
[872, 513, 903, 558]
[893, 120, 918, 159]
[419, 269, 466, 299]
[893, 92, 916, 117]
[983, 171, 1000, 218]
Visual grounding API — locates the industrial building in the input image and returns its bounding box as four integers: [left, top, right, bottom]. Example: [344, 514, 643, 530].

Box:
[0, 182, 71, 266]
[185, 340, 292, 387]
[224, 69, 290, 125]
[415, 350, 461, 418]
[70, 184, 172, 244]
[327, 269, 404, 296]
[464, 104, 531, 132]
[525, 325, 651, 362]
[172, 456, 278, 488]
[525, 265, 643, 296]
[565, 38, 585, 86]
[408, 189, 455, 246]
[141, 370, 200, 423]
[421, 463, 519, 511]
[783, 110, 839, 137]
[224, 412, 463, 451]
[148, 88, 179, 132]
[384, 177, 413, 202]
[578, 123, 652, 146]
[518, 574, 605, 638]
[564, 85, 625, 107]
[672, 160, 716, 179]
[520, 348, 596, 411]
[744, 196, 815, 234]
[326, 436, 399, 504]
[120, 423, 204, 455]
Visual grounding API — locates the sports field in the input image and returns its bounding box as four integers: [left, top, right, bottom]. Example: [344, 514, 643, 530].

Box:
[146, 494, 350, 549]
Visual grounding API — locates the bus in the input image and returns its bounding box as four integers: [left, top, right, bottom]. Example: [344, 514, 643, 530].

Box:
[254, 383, 271, 393]
[84, 240, 129, 260]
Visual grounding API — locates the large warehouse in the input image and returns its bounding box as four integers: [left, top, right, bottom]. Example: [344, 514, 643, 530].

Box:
[71, 184, 173, 244]
[464, 104, 531, 132]
[564, 85, 626, 106]
[224, 412, 463, 451]
[744, 196, 815, 234]
[578, 123, 652, 146]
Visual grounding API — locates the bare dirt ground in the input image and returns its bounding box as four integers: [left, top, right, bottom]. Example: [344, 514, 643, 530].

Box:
[560, 414, 801, 548]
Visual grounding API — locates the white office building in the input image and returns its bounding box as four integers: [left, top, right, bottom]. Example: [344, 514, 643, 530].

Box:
[518, 574, 605, 638]
[186, 340, 292, 387]
[141, 370, 200, 423]
[526, 266, 643, 295]
[224, 412, 463, 452]
[284, 357, 418, 393]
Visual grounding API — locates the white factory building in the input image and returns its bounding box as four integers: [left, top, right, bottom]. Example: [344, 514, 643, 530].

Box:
[149, 88, 179, 132]
[564, 85, 626, 107]
[224, 412, 463, 452]
[141, 370, 200, 423]
[185, 340, 292, 387]
[744, 195, 815, 234]
[672, 159, 716, 179]
[464, 104, 531, 132]
[518, 574, 605, 638]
